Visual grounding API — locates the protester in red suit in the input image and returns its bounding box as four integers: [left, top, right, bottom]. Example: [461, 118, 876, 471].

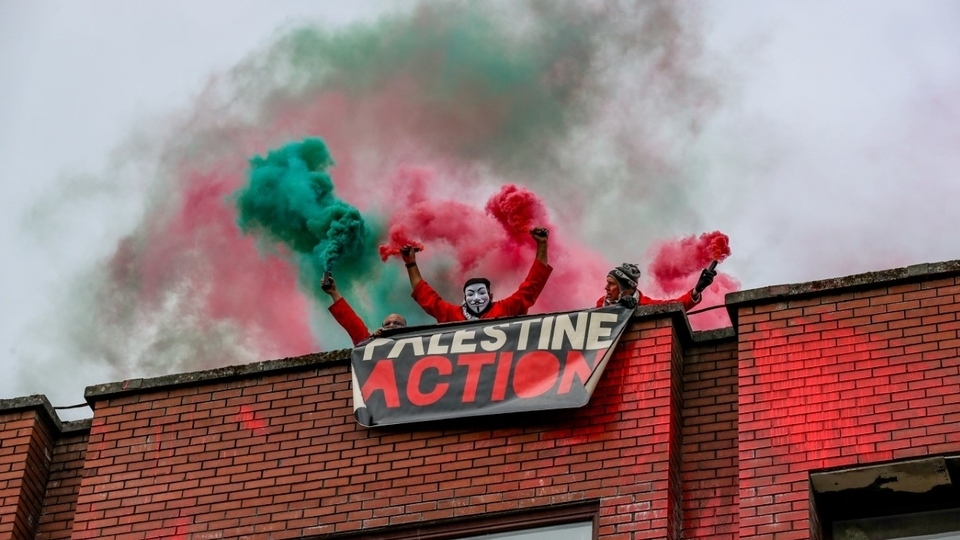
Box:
[321, 274, 406, 346]
[597, 262, 716, 311]
[400, 227, 552, 323]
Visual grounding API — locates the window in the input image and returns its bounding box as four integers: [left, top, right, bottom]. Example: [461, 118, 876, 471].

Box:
[812, 456, 960, 540]
[312, 500, 599, 540]
[833, 508, 960, 540]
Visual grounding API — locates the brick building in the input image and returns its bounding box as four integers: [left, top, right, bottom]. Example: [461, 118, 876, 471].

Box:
[2, 259, 959, 540]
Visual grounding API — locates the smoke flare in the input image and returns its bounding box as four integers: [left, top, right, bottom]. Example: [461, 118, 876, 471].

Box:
[234, 138, 375, 296]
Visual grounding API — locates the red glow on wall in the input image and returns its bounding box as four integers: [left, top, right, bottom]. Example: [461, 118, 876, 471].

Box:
[236, 405, 268, 434]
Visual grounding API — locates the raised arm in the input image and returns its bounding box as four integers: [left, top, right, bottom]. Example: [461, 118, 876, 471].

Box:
[400, 245, 460, 322]
[493, 227, 553, 317]
[321, 273, 371, 346]
[400, 245, 423, 291]
[531, 227, 549, 266]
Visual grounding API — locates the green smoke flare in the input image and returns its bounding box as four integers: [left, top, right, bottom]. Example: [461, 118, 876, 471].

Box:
[234, 137, 375, 297]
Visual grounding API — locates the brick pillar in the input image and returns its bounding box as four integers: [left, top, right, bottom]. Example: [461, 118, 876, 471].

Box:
[34, 421, 90, 540]
[0, 396, 58, 540]
[596, 316, 686, 540]
[681, 333, 739, 540]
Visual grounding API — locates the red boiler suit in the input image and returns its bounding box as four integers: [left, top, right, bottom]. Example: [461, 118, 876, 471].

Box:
[596, 290, 699, 311]
[328, 297, 371, 346]
[412, 259, 553, 323]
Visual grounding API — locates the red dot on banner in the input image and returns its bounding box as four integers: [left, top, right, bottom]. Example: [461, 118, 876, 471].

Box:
[512, 351, 560, 398]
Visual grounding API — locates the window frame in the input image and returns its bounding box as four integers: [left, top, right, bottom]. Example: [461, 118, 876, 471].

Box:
[811, 456, 960, 540]
[309, 500, 600, 540]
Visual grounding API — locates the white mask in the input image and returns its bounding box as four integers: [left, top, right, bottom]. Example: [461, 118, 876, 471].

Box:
[463, 283, 490, 315]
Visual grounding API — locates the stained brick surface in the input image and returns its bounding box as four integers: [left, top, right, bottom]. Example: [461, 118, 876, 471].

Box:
[61, 319, 682, 540]
[737, 277, 960, 539]
[0, 409, 53, 540]
[35, 428, 89, 540]
[681, 337, 739, 540]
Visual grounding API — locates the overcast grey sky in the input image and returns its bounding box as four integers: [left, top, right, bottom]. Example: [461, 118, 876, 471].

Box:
[1, 1, 958, 416]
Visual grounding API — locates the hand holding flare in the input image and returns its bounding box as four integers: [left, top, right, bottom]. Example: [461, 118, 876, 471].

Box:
[378, 241, 424, 262]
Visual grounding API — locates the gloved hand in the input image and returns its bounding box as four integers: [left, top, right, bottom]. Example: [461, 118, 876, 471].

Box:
[321, 272, 335, 294]
[618, 295, 638, 309]
[695, 267, 717, 294]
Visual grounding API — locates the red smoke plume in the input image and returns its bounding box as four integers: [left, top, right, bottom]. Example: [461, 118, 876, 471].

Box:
[645, 231, 736, 329]
[648, 231, 731, 293]
[484, 184, 549, 242]
[379, 242, 425, 262]
[108, 165, 316, 365]
[706, 232, 731, 262]
[380, 176, 551, 273]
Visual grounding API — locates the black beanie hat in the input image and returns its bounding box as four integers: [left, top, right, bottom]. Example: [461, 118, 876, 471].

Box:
[463, 277, 491, 292]
[608, 263, 640, 290]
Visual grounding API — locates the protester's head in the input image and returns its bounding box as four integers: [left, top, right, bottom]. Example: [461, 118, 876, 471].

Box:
[381, 314, 407, 330]
[462, 277, 492, 315]
[605, 263, 640, 302]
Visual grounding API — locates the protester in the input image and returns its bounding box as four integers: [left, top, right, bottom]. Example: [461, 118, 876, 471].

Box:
[599, 262, 716, 310]
[400, 227, 552, 322]
[321, 273, 407, 346]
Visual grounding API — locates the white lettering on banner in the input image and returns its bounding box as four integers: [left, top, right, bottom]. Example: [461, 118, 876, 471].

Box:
[551, 312, 587, 350]
[388, 336, 425, 358]
[426, 333, 448, 355]
[481, 324, 507, 351]
[586, 312, 619, 350]
[360, 310, 623, 362]
[362, 337, 390, 361]
[515, 319, 535, 350]
[537, 317, 554, 350]
[450, 329, 477, 354]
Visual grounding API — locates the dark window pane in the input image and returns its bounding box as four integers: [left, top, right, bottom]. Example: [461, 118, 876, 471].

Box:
[833, 508, 960, 540]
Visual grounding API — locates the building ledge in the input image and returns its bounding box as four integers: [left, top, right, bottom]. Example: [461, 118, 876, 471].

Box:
[725, 258, 960, 314]
[0, 394, 63, 432]
[84, 348, 350, 405]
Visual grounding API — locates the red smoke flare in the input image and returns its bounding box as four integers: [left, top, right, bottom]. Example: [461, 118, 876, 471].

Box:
[644, 231, 736, 331]
[706, 231, 731, 262]
[648, 231, 731, 294]
[484, 184, 549, 242]
[379, 241, 425, 262]
[379, 177, 554, 274]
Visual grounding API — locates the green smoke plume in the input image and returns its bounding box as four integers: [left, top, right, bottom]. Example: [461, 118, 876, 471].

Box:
[234, 137, 377, 297]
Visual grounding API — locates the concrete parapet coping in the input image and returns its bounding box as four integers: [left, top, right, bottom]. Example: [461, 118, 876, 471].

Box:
[0, 394, 63, 432]
[84, 349, 349, 405]
[725, 259, 960, 314]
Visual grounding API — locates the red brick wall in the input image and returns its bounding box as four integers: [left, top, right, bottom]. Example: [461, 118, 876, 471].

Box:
[737, 276, 960, 538]
[666, 329, 685, 540]
[598, 318, 683, 540]
[0, 408, 54, 540]
[681, 335, 739, 540]
[35, 426, 89, 540]
[68, 318, 685, 540]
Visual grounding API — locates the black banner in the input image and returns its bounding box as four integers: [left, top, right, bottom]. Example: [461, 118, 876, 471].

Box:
[350, 305, 632, 427]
